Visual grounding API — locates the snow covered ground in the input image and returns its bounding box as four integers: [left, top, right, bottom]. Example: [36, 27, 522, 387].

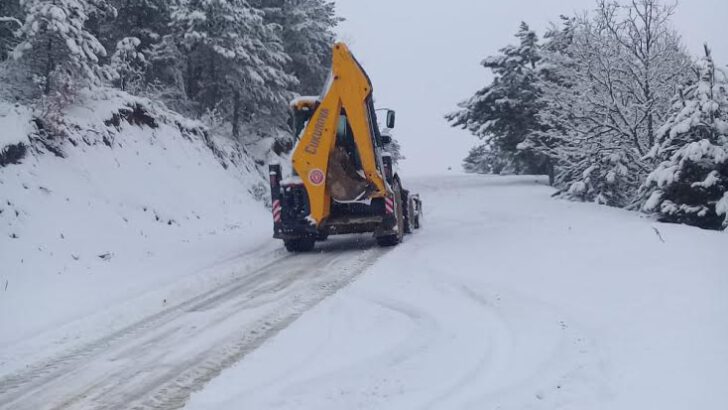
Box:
[2, 136, 727, 410]
[187, 174, 728, 410]
[0, 101, 33, 148]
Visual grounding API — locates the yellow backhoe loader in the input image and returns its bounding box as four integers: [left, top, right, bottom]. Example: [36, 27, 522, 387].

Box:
[269, 43, 422, 252]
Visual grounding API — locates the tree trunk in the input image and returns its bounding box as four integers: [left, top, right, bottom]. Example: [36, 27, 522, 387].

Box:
[547, 160, 556, 186]
[210, 52, 218, 107]
[232, 89, 241, 140]
[185, 52, 196, 100]
[44, 37, 53, 95]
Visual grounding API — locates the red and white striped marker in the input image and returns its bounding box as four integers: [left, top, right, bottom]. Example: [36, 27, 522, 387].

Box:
[384, 196, 395, 215]
[272, 199, 282, 223]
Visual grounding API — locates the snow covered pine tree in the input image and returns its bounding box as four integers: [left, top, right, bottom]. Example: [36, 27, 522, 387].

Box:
[0, 1, 24, 62]
[641, 46, 728, 230]
[168, 0, 296, 139]
[102, 0, 171, 92]
[13, 0, 112, 97]
[446, 22, 547, 176]
[110, 36, 147, 92]
[251, 0, 340, 96]
[106, 0, 170, 53]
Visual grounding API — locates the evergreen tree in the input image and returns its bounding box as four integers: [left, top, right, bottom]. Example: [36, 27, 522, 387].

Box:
[279, 0, 339, 95]
[446, 22, 547, 175]
[95, 0, 170, 90]
[1, 1, 24, 62]
[106, 0, 170, 53]
[13, 0, 112, 97]
[147, 33, 186, 101]
[462, 144, 511, 175]
[109, 36, 147, 92]
[168, 0, 296, 139]
[641, 46, 728, 230]
[517, 16, 576, 183]
[249, 0, 338, 95]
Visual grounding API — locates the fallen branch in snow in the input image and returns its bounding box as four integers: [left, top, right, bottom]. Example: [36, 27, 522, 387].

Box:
[98, 252, 114, 261]
[0, 16, 22, 27]
[4, 280, 8, 292]
[551, 189, 565, 198]
[652, 227, 666, 243]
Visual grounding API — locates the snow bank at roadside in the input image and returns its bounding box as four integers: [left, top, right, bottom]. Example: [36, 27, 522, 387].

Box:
[0, 101, 33, 148]
[187, 174, 728, 410]
[0, 90, 272, 362]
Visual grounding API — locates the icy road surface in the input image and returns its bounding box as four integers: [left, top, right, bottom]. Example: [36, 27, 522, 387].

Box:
[0, 238, 387, 409]
[187, 175, 728, 410]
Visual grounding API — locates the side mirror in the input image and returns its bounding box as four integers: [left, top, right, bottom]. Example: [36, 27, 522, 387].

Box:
[381, 134, 392, 145]
[386, 110, 396, 129]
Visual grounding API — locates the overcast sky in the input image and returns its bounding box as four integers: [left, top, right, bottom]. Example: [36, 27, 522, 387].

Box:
[333, 0, 728, 176]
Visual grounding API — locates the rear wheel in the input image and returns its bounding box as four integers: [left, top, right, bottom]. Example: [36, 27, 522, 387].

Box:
[284, 238, 316, 253]
[404, 196, 415, 234]
[376, 181, 405, 247]
[413, 199, 422, 229]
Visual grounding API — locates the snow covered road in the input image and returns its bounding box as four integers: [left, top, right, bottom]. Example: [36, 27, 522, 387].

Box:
[0, 237, 387, 409]
[1, 174, 726, 410]
[187, 175, 728, 410]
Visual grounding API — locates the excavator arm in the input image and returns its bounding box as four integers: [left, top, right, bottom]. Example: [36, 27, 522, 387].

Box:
[270, 42, 422, 251]
[292, 43, 390, 226]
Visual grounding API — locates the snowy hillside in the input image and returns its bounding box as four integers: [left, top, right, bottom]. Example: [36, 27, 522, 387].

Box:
[0, 89, 272, 361]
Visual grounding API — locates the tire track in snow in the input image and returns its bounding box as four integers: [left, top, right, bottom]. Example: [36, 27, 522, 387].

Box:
[430, 280, 611, 409]
[233, 292, 444, 409]
[421, 283, 514, 410]
[0, 236, 387, 410]
[0, 256, 290, 402]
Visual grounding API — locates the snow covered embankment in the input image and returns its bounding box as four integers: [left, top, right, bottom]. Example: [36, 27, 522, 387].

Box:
[0, 90, 272, 371]
[187, 174, 728, 410]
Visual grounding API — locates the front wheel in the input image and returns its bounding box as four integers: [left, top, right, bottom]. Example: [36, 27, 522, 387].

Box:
[284, 238, 315, 253]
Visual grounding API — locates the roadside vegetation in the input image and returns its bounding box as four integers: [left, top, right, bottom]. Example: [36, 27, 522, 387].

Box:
[449, 0, 728, 230]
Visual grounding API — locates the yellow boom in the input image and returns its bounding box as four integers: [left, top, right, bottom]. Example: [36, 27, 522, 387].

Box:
[292, 43, 389, 226]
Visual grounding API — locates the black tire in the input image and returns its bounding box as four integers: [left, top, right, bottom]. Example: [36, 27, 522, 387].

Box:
[376, 181, 405, 247]
[412, 197, 422, 230]
[376, 234, 399, 247]
[404, 199, 415, 234]
[405, 197, 420, 233]
[284, 238, 315, 253]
